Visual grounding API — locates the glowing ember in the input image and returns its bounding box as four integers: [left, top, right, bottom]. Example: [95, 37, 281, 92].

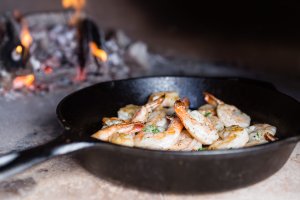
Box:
[43, 66, 53, 74]
[20, 24, 32, 51]
[75, 67, 86, 81]
[13, 74, 35, 89]
[15, 45, 23, 54]
[89, 42, 108, 62]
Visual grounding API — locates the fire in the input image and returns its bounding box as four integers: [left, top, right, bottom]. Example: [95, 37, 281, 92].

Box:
[62, 0, 85, 10]
[89, 42, 108, 62]
[15, 45, 23, 54]
[20, 24, 32, 50]
[62, 0, 86, 25]
[12, 45, 23, 61]
[43, 66, 53, 74]
[13, 74, 35, 89]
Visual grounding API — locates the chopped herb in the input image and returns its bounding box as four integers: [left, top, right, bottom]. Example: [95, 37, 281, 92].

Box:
[197, 147, 207, 151]
[253, 132, 260, 140]
[204, 112, 211, 117]
[143, 125, 160, 134]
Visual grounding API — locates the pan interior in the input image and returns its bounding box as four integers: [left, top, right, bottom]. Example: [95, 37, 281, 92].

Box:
[57, 77, 300, 140]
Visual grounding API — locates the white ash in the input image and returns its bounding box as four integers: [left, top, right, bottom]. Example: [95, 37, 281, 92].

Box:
[115, 30, 131, 48]
[0, 13, 155, 100]
[127, 41, 150, 70]
[29, 24, 78, 69]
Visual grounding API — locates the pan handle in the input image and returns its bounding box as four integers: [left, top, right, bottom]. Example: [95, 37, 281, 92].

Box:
[0, 132, 93, 181]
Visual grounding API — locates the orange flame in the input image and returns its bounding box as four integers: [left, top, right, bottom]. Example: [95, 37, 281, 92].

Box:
[13, 74, 35, 89]
[89, 42, 108, 62]
[15, 45, 23, 54]
[20, 24, 32, 51]
[62, 0, 86, 25]
[62, 0, 85, 10]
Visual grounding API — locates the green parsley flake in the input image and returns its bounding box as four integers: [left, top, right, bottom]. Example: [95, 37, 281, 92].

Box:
[204, 112, 211, 117]
[253, 132, 260, 140]
[197, 147, 207, 151]
[143, 125, 160, 134]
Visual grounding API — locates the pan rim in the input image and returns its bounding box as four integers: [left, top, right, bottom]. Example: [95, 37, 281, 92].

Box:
[56, 75, 300, 156]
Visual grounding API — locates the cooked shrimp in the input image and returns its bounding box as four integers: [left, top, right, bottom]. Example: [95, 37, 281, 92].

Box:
[204, 92, 251, 128]
[148, 91, 180, 107]
[197, 104, 224, 132]
[209, 125, 249, 150]
[146, 108, 168, 131]
[91, 122, 144, 141]
[174, 100, 219, 145]
[134, 117, 184, 150]
[92, 90, 277, 151]
[246, 124, 277, 146]
[131, 95, 165, 123]
[169, 130, 202, 151]
[148, 92, 180, 115]
[117, 104, 140, 121]
[208, 115, 225, 132]
[198, 104, 217, 117]
[102, 117, 125, 127]
[109, 132, 135, 147]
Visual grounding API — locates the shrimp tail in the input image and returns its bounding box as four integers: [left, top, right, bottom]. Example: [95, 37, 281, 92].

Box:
[264, 132, 278, 142]
[132, 95, 165, 123]
[147, 94, 165, 109]
[203, 92, 223, 106]
[174, 99, 187, 112]
[181, 97, 190, 108]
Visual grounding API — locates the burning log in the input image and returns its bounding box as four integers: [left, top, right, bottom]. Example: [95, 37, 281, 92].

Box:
[76, 18, 106, 80]
[61, 0, 107, 80]
[0, 12, 37, 91]
[0, 13, 29, 72]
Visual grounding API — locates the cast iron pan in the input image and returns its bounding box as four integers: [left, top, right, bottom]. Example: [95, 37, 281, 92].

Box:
[0, 76, 299, 193]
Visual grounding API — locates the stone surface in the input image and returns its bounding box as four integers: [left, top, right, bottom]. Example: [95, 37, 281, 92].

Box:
[0, 144, 299, 200]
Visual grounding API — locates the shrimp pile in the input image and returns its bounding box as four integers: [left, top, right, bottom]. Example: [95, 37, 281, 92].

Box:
[91, 91, 278, 151]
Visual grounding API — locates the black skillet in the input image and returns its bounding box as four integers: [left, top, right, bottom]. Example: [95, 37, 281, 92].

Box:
[0, 76, 299, 193]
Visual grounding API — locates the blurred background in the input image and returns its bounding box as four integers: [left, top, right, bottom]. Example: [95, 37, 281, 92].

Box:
[0, 0, 299, 98]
